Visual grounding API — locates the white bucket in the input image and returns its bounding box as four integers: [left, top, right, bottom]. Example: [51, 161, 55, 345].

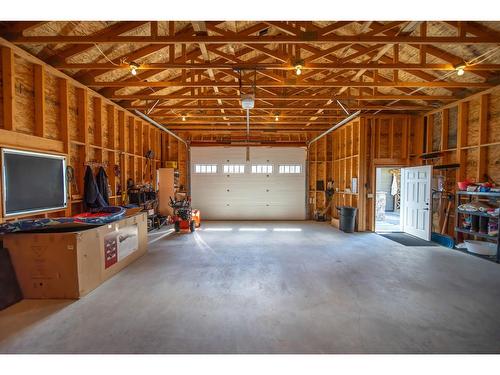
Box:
[464, 240, 497, 256]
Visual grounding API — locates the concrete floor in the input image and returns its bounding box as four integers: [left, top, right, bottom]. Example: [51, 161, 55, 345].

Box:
[1, 221, 500, 354]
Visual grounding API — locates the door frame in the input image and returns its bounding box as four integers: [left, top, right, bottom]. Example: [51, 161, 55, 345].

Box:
[369, 160, 409, 232]
[373, 165, 403, 232]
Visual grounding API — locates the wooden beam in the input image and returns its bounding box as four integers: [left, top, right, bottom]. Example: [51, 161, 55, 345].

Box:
[33, 64, 46, 137]
[112, 93, 456, 101]
[0, 21, 48, 35]
[11, 34, 499, 45]
[142, 104, 433, 111]
[88, 80, 493, 88]
[46, 22, 149, 63]
[1, 46, 14, 130]
[0, 128, 64, 154]
[51, 61, 500, 72]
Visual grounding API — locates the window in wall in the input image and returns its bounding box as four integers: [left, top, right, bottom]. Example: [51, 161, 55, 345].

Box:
[194, 164, 217, 174]
[279, 165, 302, 174]
[223, 165, 245, 174]
[251, 165, 273, 174]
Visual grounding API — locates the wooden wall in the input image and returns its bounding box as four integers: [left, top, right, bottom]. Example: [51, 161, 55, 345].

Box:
[418, 85, 500, 236]
[307, 114, 418, 231]
[0, 38, 188, 223]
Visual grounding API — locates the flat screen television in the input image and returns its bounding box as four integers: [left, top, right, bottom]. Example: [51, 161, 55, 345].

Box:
[2, 148, 67, 216]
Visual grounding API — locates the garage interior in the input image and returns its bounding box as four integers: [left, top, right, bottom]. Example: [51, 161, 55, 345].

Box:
[0, 19, 500, 354]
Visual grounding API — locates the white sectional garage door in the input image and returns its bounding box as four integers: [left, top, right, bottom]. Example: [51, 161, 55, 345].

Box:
[191, 147, 306, 220]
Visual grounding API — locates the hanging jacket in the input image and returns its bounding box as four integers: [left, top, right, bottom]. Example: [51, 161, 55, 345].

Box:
[83, 166, 107, 210]
[96, 166, 110, 205]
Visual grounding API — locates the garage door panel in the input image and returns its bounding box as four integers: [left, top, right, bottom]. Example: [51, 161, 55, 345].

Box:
[191, 147, 306, 220]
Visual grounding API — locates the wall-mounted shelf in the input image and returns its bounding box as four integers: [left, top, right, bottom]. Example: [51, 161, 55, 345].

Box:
[454, 227, 497, 240]
[457, 209, 495, 218]
[456, 191, 500, 198]
[455, 190, 500, 263]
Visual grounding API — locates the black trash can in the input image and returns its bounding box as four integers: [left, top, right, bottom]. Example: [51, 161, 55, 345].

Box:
[338, 206, 357, 233]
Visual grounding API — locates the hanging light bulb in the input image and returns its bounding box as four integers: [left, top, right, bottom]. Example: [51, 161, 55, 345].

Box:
[129, 62, 139, 76]
[292, 58, 305, 76]
[274, 113, 279, 121]
[182, 115, 186, 121]
[455, 63, 466, 76]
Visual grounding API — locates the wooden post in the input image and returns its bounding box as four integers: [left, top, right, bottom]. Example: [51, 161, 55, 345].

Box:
[58, 78, 70, 215]
[401, 116, 409, 161]
[93, 97, 102, 147]
[441, 108, 449, 151]
[76, 88, 88, 146]
[414, 116, 425, 164]
[118, 111, 126, 193]
[426, 114, 434, 153]
[457, 101, 468, 181]
[358, 119, 367, 232]
[76, 88, 88, 197]
[477, 94, 489, 182]
[107, 105, 116, 150]
[33, 64, 45, 137]
[128, 117, 135, 155]
[389, 118, 394, 159]
[118, 110, 125, 152]
[1, 47, 14, 130]
[58, 78, 70, 154]
[107, 105, 116, 198]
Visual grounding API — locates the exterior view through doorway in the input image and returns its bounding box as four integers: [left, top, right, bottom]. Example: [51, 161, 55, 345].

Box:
[375, 167, 402, 232]
[375, 165, 433, 242]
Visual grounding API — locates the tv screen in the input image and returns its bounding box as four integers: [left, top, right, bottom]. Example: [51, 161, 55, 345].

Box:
[2, 148, 67, 216]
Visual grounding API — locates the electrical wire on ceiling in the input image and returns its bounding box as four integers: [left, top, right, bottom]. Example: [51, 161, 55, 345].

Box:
[92, 38, 161, 114]
[371, 46, 500, 115]
[93, 43, 122, 66]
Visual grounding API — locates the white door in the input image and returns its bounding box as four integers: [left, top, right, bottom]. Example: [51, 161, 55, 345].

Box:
[401, 165, 432, 240]
[191, 147, 306, 220]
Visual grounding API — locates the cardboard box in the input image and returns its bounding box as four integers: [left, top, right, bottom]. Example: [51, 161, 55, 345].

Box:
[4, 213, 147, 299]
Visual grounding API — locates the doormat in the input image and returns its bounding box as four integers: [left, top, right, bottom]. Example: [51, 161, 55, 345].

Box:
[378, 232, 439, 247]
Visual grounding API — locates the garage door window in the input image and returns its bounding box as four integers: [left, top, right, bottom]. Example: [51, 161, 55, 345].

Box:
[251, 165, 273, 174]
[195, 164, 217, 174]
[223, 165, 245, 174]
[279, 165, 302, 174]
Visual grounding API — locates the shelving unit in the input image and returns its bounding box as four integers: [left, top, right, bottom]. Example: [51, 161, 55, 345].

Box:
[308, 134, 333, 218]
[454, 190, 500, 263]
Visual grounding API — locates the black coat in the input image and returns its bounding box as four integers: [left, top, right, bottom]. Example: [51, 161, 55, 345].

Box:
[83, 166, 107, 210]
[96, 166, 110, 206]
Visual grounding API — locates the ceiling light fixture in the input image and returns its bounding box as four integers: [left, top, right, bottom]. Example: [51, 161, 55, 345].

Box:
[129, 62, 139, 76]
[455, 63, 466, 76]
[295, 64, 303, 76]
[182, 115, 186, 122]
[292, 58, 305, 76]
[274, 113, 279, 121]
